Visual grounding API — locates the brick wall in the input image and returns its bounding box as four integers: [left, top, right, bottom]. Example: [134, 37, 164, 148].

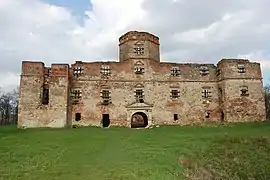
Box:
[18, 62, 70, 128]
[18, 31, 266, 128]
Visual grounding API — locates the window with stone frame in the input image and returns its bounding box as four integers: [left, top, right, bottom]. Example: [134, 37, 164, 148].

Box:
[134, 66, 145, 74]
[135, 89, 144, 103]
[100, 89, 111, 105]
[240, 86, 249, 96]
[202, 87, 212, 99]
[133, 41, 144, 55]
[170, 89, 180, 99]
[237, 64, 246, 73]
[134, 46, 144, 55]
[70, 89, 82, 104]
[73, 65, 83, 80]
[171, 66, 181, 76]
[100, 65, 111, 75]
[200, 66, 209, 76]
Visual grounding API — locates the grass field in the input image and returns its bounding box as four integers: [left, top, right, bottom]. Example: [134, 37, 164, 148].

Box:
[0, 122, 270, 180]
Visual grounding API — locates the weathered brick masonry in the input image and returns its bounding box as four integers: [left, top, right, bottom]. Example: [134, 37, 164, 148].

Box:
[17, 31, 266, 128]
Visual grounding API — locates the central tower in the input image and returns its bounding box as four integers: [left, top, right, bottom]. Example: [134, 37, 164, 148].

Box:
[118, 31, 160, 62]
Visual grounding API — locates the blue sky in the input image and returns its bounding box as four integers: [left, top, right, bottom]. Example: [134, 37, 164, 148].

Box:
[43, 0, 92, 16]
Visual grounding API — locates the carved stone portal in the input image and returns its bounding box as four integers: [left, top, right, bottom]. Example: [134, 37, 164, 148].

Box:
[131, 112, 148, 128]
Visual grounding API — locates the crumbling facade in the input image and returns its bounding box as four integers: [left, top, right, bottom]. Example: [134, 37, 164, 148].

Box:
[18, 31, 266, 128]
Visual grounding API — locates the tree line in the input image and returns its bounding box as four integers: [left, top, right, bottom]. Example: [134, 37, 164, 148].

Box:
[0, 88, 18, 125]
[0, 84, 269, 126]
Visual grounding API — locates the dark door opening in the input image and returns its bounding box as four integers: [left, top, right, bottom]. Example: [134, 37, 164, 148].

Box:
[131, 112, 148, 128]
[174, 114, 178, 121]
[102, 114, 110, 128]
[75, 113, 81, 121]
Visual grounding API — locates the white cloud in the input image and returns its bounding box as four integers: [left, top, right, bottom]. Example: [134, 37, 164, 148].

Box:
[0, 72, 20, 93]
[0, 0, 270, 92]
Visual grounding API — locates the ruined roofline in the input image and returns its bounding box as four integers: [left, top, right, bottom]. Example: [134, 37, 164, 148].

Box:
[217, 58, 261, 66]
[72, 60, 216, 66]
[217, 58, 250, 65]
[119, 30, 160, 45]
[72, 60, 118, 64]
[22, 60, 70, 67]
[22, 58, 259, 68]
[160, 61, 216, 66]
[22, 60, 45, 65]
[119, 30, 159, 40]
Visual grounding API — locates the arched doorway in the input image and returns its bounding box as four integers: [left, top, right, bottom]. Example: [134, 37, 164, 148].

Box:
[131, 112, 148, 128]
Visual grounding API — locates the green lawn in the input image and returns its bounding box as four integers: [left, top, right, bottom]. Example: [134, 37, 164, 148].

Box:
[0, 122, 270, 180]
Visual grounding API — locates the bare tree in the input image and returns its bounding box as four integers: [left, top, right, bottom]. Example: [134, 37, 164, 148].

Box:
[264, 84, 270, 120]
[0, 88, 18, 125]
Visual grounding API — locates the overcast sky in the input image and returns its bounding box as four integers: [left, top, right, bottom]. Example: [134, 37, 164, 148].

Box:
[0, 0, 270, 92]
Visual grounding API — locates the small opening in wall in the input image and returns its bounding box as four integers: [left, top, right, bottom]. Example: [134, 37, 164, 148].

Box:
[174, 114, 178, 121]
[240, 86, 249, 97]
[205, 112, 210, 119]
[75, 113, 81, 121]
[219, 88, 222, 95]
[221, 111, 225, 122]
[42, 87, 49, 105]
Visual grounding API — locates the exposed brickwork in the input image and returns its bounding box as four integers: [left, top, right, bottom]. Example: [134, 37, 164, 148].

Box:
[18, 31, 266, 128]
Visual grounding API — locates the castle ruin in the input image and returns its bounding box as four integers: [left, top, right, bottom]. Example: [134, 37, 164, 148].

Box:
[18, 31, 266, 128]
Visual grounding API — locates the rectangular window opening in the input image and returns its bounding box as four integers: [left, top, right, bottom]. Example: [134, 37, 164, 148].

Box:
[71, 89, 82, 104]
[202, 89, 211, 99]
[101, 90, 111, 105]
[135, 89, 144, 103]
[171, 67, 181, 76]
[134, 67, 144, 74]
[200, 66, 209, 76]
[171, 90, 180, 99]
[42, 87, 49, 105]
[73, 66, 83, 80]
[240, 86, 249, 96]
[100, 65, 111, 75]
[238, 64, 246, 73]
